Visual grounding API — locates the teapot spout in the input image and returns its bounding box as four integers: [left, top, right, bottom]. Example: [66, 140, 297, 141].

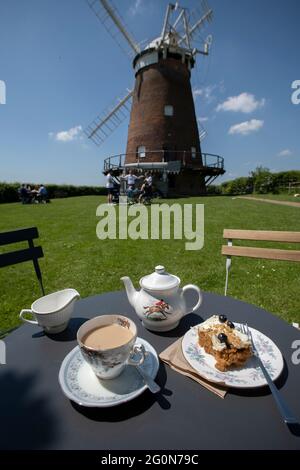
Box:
[121, 276, 138, 307]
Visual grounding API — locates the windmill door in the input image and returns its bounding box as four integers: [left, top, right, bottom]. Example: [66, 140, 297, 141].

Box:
[162, 146, 174, 162]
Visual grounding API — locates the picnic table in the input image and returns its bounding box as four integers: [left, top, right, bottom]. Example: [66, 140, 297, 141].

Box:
[1, 290, 300, 450]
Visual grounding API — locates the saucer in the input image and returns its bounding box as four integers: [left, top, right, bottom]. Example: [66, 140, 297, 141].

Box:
[58, 337, 159, 407]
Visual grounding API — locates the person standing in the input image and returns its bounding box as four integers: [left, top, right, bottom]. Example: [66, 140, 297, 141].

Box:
[19, 184, 29, 204]
[145, 171, 153, 200]
[145, 171, 153, 188]
[122, 169, 143, 190]
[138, 179, 152, 203]
[106, 170, 114, 204]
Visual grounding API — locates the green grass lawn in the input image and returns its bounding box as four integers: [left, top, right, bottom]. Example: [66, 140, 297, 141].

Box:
[0, 195, 299, 332]
[245, 193, 300, 203]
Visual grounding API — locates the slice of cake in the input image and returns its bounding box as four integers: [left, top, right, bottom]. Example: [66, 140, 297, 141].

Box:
[198, 315, 252, 372]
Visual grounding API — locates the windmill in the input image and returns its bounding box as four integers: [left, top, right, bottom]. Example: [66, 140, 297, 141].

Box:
[85, 0, 225, 196]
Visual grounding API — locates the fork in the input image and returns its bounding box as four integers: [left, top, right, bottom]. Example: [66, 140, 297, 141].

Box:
[241, 323, 298, 425]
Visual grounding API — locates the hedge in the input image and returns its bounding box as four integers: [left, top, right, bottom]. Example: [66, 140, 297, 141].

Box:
[0, 182, 106, 204]
[218, 169, 300, 196]
[2, 169, 300, 202]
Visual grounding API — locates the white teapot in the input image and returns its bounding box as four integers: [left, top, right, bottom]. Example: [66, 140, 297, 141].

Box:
[121, 266, 202, 332]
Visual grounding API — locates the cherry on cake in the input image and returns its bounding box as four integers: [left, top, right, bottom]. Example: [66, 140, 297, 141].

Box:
[198, 315, 252, 372]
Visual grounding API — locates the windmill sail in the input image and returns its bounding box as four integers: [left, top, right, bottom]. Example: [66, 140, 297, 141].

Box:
[86, 0, 140, 58]
[85, 89, 133, 146]
[198, 121, 207, 142]
[177, 1, 213, 49]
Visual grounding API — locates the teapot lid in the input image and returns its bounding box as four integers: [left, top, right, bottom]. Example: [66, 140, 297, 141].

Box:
[140, 266, 180, 291]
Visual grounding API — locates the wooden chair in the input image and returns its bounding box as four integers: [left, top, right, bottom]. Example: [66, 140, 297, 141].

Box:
[0, 227, 45, 295]
[222, 230, 300, 296]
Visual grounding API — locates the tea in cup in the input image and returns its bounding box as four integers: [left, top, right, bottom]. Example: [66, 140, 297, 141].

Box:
[19, 288, 80, 334]
[77, 315, 146, 379]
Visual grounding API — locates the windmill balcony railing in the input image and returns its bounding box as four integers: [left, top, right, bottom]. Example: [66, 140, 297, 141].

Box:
[103, 151, 224, 173]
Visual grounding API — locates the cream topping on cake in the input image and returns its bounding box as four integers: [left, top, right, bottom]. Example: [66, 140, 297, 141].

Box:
[211, 334, 227, 351]
[198, 315, 251, 351]
[198, 315, 220, 330]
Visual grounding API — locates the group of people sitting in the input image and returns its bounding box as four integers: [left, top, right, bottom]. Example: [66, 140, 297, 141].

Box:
[106, 169, 153, 204]
[19, 184, 49, 204]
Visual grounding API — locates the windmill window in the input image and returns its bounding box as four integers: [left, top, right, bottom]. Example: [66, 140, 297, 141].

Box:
[191, 147, 197, 159]
[137, 146, 146, 158]
[164, 105, 174, 116]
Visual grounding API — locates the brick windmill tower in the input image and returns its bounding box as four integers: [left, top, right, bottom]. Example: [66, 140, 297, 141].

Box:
[86, 0, 225, 196]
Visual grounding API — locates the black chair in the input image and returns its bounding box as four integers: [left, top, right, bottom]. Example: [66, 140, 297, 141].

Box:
[0, 227, 45, 295]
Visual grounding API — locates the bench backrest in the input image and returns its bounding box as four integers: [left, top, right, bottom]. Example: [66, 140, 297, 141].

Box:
[222, 229, 300, 262]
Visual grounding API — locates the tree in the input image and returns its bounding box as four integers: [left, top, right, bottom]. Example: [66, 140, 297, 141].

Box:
[250, 166, 275, 194]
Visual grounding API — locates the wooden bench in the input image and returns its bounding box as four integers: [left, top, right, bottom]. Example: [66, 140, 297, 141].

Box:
[222, 229, 300, 296]
[0, 227, 45, 295]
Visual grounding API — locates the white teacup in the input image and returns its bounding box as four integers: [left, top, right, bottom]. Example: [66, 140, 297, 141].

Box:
[77, 315, 146, 379]
[19, 289, 80, 334]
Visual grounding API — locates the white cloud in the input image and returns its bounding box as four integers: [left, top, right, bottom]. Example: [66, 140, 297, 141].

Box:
[129, 0, 142, 16]
[193, 88, 204, 97]
[278, 149, 292, 157]
[193, 84, 216, 103]
[217, 92, 265, 113]
[49, 125, 82, 142]
[198, 116, 208, 123]
[229, 119, 264, 135]
[193, 81, 225, 104]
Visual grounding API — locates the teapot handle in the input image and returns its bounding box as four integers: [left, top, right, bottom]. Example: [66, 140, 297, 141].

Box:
[182, 284, 202, 314]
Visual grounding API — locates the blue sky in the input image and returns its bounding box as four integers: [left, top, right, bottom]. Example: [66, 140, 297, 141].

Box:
[0, 0, 299, 186]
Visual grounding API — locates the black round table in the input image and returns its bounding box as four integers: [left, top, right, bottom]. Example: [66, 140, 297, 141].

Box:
[1, 290, 300, 450]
